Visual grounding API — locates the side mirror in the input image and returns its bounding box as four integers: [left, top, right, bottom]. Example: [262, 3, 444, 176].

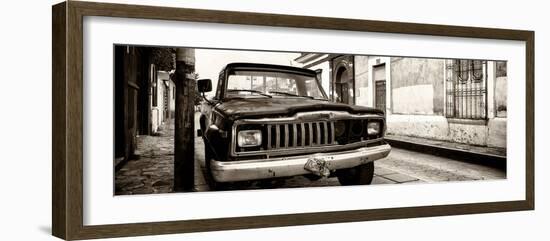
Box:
[197, 79, 212, 93]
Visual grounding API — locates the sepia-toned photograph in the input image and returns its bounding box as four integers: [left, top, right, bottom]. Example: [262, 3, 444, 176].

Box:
[114, 45, 507, 195]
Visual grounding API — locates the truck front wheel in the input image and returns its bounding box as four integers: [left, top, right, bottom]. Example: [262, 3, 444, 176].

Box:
[336, 162, 375, 186]
[204, 143, 230, 191]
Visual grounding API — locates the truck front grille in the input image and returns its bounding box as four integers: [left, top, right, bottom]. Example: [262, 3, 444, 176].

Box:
[266, 121, 334, 150]
[233, 117, 384, 156]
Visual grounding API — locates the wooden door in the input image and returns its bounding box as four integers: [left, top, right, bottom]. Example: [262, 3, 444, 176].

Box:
[373, 64, 386, 112]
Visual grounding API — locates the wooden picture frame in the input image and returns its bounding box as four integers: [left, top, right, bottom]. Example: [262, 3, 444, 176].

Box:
[52, 1, 534, 240]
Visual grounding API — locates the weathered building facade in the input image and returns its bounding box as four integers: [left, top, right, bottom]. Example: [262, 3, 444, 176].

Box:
[294, 54, 507, 148]
[151, 71, 176, 133]
[114, 46, 176, 162]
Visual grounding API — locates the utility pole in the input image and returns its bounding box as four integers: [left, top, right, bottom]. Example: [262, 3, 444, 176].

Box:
[173, 48, 195, 192]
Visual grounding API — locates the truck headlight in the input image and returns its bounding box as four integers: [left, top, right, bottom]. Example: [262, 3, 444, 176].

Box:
[367, 122, 381, 135]
[237, 130, 262, 147]
[334, 120, 347, 137]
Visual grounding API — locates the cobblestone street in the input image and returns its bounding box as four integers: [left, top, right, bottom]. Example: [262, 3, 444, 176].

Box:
[115, 120, 175, 195]
[115, 113, 505, 195]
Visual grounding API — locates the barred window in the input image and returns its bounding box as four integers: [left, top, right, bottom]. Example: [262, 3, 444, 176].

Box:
[445, 60, 487, 119]
[472, 60, 484, 81]
[496, 61, 507, 78]
[457, 59, 469, 82]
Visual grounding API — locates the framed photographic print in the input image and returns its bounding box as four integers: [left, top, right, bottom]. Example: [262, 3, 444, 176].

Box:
[52, 1, 534, 240]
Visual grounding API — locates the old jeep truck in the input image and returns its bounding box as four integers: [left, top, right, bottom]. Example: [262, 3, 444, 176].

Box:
[198, 63, 391, 189]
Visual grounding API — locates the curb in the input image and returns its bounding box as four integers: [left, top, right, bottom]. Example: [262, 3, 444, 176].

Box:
[384, 138, 506, 171]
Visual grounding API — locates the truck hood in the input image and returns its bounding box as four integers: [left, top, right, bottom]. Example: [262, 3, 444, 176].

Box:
[214, 98, 384, 120]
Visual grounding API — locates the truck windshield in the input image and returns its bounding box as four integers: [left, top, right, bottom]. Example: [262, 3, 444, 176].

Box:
[225, 70, 327, 100]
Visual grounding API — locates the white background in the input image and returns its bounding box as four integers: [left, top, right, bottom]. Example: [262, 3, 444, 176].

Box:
[0, 0, 547, 240]
[84, 15, 525, 225]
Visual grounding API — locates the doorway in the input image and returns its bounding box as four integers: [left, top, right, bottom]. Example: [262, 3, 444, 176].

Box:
[373, 64, 386, 112]
[331, 55, 355, 105]
[335, 67, 351, 104]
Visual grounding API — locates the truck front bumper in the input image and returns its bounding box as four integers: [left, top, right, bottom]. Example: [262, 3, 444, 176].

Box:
[210, 144, 391, 182]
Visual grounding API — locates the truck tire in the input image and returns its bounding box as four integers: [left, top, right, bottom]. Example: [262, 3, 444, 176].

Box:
[203, 141, 230, 191]
[336, 162, 375, 186]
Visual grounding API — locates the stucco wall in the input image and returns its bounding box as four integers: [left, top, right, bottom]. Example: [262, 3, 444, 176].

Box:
[390, 58, 444, 115]
[487, 117, 507, 148]
[151, 72, 169, 133]
[387, 114, 506, 148]
[310, 61, 331, 98]
[447, 122, 488, 146]
[151, 108, 161, 133]
[495, 76, 507, 117]
[169, 80, 175, 114]
[386, 114, 449, 139]
[300, 55, 506, 149]
[354, 56, 370, 107]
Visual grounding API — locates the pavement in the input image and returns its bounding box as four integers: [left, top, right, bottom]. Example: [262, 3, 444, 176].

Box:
[385, 134, 507, 170]
[386, 134, 506, 157]
[115, 118, 209, 195]
[115, 121, 175, 195]
[115, 113, 505, 195]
